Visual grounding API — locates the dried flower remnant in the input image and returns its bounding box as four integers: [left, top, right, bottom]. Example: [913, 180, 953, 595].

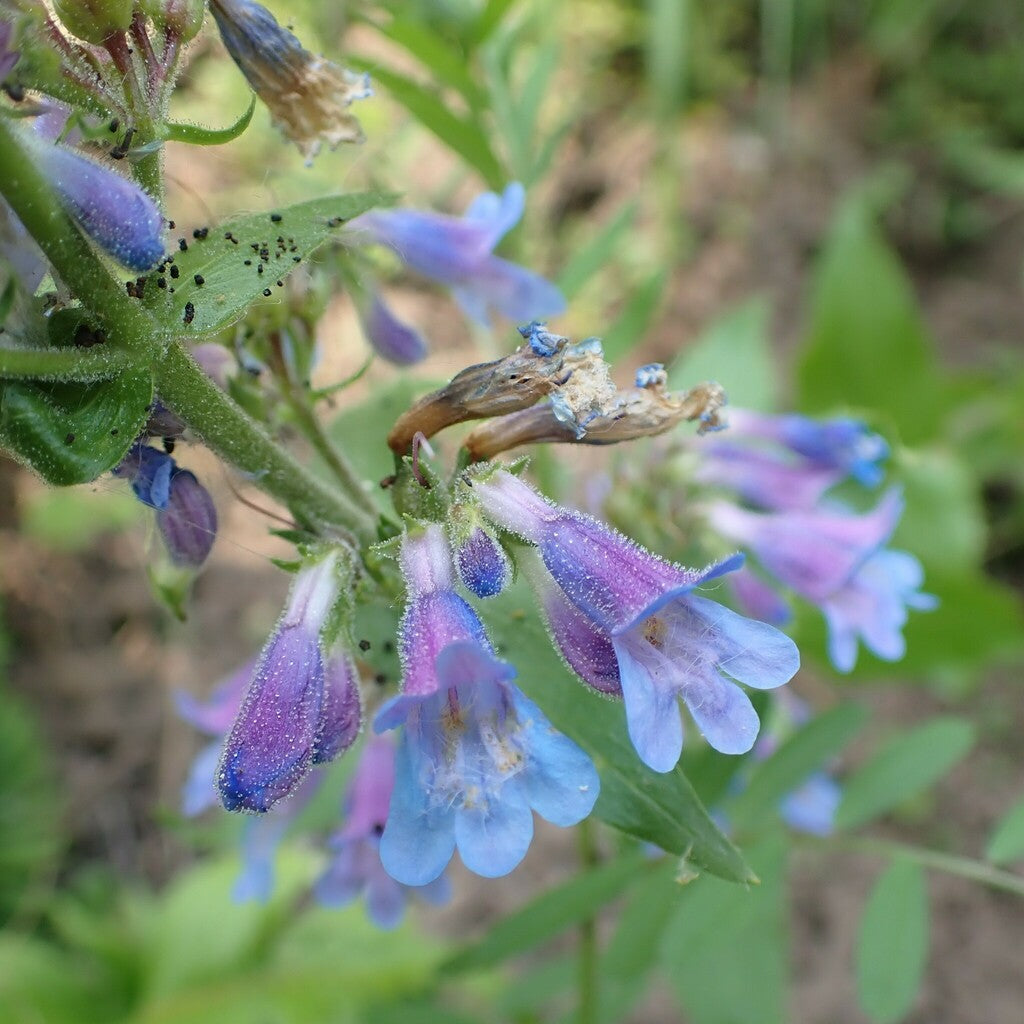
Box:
[210, 0, 370, 162]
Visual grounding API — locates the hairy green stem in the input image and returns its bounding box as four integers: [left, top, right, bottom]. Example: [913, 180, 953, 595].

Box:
[576, 818, 600, 1024]
[267, 334, 377, 518]
[156, 341, 376, 538]
[804, 835, 1024, 898]
[0, 345, 136, 380]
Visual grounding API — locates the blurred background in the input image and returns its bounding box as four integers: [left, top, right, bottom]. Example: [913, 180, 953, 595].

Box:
[2, 1, 1024, 1021]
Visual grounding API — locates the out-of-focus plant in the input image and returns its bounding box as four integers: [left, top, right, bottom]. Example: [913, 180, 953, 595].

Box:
[1, 3, 1023, 1024]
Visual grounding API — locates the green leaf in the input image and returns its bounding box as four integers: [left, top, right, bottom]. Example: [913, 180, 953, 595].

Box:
[367, 17, 486, 113]
[485, 587, 754, 883]
[469, 0, 518, 47]
[892, 445, 985, 572]
[147, 192, 391, 336]
[442, 848, 648, 974]
[163, 95, 256, 146]
[597, 857, 688, 1023]
[857, 859, 929, 1023]
[986, 798, 1024, 865]
[667, 296, 779, 412]
[728, 703, 867, 831]
[796, 197, 947, 443]
[347, 60, 504, 188]
[663, 835, 788, 1024]
[599, 270, 668, 365]
[557, 200, 639, 300]
[836, 718, 975, 830]
[0, 371, 153, 485]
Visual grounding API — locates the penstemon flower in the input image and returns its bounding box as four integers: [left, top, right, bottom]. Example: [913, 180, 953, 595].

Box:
[218, 552, 359, 812]
[374, 524, 599, 885]
[350, 184, 566, 336]
[472, 470, 800, 771]
[314, 735, 451, 928]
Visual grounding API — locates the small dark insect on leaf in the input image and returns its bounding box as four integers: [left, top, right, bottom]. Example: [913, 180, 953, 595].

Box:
[193, 227, 209, 240]
[178, 238, 188, 252]
[270, 212, 282, 222]
[183, 301, 195, 324]
[170, 265, 180, 279]
[64, 433, 75, 445]
[358, 639, 371, 651]
[194, 274, 205, 286]
[262, 288, 272, 297]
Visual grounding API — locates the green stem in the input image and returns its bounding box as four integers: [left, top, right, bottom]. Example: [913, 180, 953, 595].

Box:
[156, 341, 376, 538]
[576, 818, 600, 1024]
[0, 345, 137, 380]
[0, 117, 156, 352]
[268, 335, 377, 517]
[804, 835, 1024, 898]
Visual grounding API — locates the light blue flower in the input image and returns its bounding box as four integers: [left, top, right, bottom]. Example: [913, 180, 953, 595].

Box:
[374, 525, 599, 885]
[350, 184, 566, 328]
[314, 735, 451, 928]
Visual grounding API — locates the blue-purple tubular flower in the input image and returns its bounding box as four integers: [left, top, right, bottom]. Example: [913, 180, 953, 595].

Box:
[780, 773, 841, 836]
[114, 443, 218, 567]
[374, 525, 599, 885]
[473, 471, 800, 771]
[725, 409, 890, 488]
[21, 116, 164, 272]
[349, 184, 566, 327]
[314, 735, 450, 928]
[218, 554, 341, 813]
[358, 291, 428, 365]
[312, 653, 362, 764]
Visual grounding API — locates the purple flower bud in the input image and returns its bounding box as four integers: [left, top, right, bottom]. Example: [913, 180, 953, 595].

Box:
[311, 653, 362, 764]
[454, 525, 510, 599]
[145, 401, 187, 439]
[313, 735, 451, 928]
[22, 118, 164, 271]
[473, 471, 799, 770]
[350, 184, 565, 327]
[218, 555, 341, 812]
[176, 660, 254, 738]
[358, 292, 428, 365]
[157, 469, 218, 567]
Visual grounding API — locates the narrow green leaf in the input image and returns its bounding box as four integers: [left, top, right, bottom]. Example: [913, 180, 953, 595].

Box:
[646, 0, 688, 120]
[470, 0, 518, 47]
[485, 587, 754, 883]
[796, 197, 947, 442]
[667, 296, 779, 412]
[836, 718, 975, 830]
[146, 192, 390, 336]
[729, 703, 867, 830]
[557, 201, 638, 299]
[347, 60, 504, 187]
[442, 849, 647, 974]
[369, 17, 486, 112]
[600, 270, 668, 365]
[857, 860, 929, 1023]
[0, 371, 153, 485]
[663, 835, 788, 1024]
[986, 798, 1024, 865]
[597, 857, 688, 1022]
[163, 95, 256, 146]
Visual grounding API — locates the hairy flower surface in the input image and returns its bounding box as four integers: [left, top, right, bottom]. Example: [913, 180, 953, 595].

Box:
[357, 291, 428, 365]
[314, 736, 450, 928]
[375, 526, 598, 885]
[218, 554, 341, 812]
[350, 184, 565, 328]
[453, 525, 510, 599]
[21, 116, 163, 271]
[474, 472, 799, 771]
[210, 0, 369, 161]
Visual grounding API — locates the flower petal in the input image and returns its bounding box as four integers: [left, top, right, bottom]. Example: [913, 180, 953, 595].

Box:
[454, 786, 534, 878]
